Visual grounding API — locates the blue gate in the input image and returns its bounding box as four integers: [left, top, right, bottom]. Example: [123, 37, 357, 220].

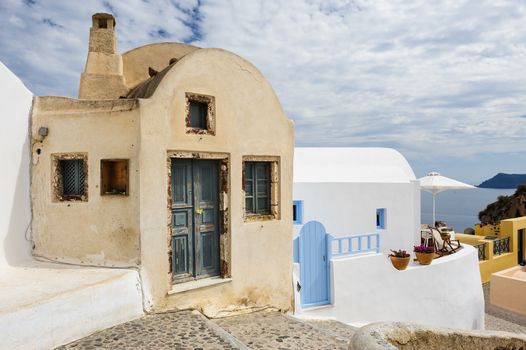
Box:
[295, 221, 331, 308]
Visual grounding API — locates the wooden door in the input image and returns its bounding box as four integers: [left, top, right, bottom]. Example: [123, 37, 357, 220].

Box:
[298, 221, 331, 307]
[170, 159, 219, 281]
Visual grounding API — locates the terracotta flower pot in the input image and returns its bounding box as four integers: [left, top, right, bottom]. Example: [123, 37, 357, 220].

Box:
[416, 252, 434, 265]
[390, 256, 410, 270]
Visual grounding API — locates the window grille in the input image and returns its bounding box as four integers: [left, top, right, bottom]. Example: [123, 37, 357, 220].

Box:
[60, 159, 85, 196]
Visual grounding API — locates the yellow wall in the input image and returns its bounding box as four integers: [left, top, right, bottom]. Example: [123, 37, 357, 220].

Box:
[458, 217, 526, 283]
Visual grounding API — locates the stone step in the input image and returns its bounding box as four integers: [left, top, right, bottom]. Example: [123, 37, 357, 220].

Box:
[212, 310, 351, 349]
[56, 309, 357, 349]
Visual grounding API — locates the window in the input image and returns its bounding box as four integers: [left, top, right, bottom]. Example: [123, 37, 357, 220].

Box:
[244, 162, 270, 215]
[52, 153, 88, 202]
[242, 156, 280, 221]
[189, 101, 207, 129]
[293, 200, 303, 225]
[376, 208, 386, 229]
[101, 159, 129, 195]
[98, 18, 107, 28]
[185, 93, 215, 135]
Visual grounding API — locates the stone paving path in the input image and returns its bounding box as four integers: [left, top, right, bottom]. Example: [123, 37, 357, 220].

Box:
[58, 283, 526, 350]
[57, 310, 354, 350]
[57, 310, 239, 350]
[212, 311, 350, 350]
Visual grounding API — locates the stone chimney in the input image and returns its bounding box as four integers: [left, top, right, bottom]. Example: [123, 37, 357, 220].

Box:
[78, 13, 127, 99]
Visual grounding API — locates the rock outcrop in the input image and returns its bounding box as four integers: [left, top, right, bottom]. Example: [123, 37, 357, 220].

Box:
[478, 184, 526, 225]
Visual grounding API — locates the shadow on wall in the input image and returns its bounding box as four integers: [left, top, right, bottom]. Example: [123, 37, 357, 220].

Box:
[3, 136, 32, 266]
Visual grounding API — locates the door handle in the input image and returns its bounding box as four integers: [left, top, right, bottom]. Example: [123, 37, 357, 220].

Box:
[195, 208, 203, 215]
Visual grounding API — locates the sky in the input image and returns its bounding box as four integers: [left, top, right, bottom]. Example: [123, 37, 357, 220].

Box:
[1, 0, 525, 184]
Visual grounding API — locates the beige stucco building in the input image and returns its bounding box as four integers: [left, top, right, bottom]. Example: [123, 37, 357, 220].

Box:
[30, 13, 294, 313]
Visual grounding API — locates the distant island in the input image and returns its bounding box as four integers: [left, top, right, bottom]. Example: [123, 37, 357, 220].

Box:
[478, 173, 526, 189]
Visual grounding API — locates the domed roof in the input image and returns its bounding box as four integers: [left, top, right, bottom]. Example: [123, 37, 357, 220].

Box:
[294, 147, 416, 183]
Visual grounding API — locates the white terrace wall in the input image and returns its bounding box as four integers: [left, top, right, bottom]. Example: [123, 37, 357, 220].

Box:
[294, 245, 485, 330]
[0, 62, 33, 267]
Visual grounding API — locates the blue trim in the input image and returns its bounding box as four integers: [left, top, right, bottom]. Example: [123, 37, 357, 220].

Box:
[331, 232, 381, 257]
[293, 200, 304, 225]
[376, 208, 386, 229]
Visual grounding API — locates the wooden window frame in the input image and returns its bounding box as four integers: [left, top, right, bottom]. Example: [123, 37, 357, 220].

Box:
[242, 156, 280, 222]
[100, 159, 129, 196]
[185, 93, 216, 135]
[51, 153, 88, 202]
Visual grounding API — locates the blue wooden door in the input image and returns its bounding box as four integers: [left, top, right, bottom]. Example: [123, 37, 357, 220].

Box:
[170, 159, 219, 281]
[299, 221, 330, 307]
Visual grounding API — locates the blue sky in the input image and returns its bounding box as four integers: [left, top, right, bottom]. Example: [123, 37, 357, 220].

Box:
[1, 0, 525, 184]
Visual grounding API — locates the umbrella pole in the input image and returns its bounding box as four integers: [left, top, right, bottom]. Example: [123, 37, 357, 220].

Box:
[432, 193, 436, 227]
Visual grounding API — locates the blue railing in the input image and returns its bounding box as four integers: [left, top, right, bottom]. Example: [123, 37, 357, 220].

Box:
[329, 232, 380, 257]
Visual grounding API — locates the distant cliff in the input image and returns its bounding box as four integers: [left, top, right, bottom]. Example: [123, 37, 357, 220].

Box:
[479, 184, 526, 225]
[478, 173, 526, 189]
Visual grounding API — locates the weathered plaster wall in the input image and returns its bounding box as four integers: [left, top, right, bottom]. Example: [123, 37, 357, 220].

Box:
[136, 48, 294, 312]
[0, 62, 33, 267]
[31, 98, 141, 266]
[122, 42, 199, 89]
[293, 182, 421, 254]
[293, 245, 484, 330]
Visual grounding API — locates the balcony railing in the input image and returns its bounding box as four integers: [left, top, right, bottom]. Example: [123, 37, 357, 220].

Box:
[493, 237, 510, 256]
[330, 232, 380, 257]
[473, 242, 486, 261]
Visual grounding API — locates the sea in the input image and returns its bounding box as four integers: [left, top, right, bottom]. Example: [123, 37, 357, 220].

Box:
[421, 188, 516, 232]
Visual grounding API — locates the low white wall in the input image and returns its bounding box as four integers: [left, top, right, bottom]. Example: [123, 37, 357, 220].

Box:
[294, 245, 484, 330]
[0, 62, 33, 267]
[0, 267, 144, 350]
[293, 182, 421, 254]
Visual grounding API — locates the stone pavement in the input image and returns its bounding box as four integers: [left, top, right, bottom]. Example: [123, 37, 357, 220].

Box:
[212, 311, 350, 349]
[58, 283, 526, 350]
[57, 310, 354, 350]
[57, 310, 240, 350]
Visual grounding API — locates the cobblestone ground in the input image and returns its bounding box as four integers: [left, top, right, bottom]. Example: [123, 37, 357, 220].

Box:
[483, 282, 526, 334]
[302, 319, 356, 340]
[57, 310, 238, 350]
[213, 311, 350, 350]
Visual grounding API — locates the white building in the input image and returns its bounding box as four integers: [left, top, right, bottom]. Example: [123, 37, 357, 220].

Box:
[292, 147, 484, 330]
[0, 62, 143, 350]
[293, 147, 421, 254]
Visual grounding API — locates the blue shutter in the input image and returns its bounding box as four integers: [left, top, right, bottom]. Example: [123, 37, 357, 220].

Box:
[376, 208, 386, 229]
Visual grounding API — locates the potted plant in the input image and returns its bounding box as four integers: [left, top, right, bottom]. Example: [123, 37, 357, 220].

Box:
[414, 245, 434, 265]
[389, 249, 411, 270]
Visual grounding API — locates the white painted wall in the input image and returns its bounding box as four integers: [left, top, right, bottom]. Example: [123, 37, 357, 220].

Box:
[293, 181, 421, 254]
[0, 265, 143, 349]
[293, 245, 485, 330]
[0, 62, 33, 267]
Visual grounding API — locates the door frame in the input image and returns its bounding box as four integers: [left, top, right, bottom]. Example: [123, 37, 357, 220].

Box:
[167, 151, 231, 284]
[519, 229, 525, 265]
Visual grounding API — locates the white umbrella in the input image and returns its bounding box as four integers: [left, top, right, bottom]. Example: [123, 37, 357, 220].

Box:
[418, 172, 475, 226]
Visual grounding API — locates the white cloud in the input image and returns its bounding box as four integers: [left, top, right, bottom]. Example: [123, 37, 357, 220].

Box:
[0, 0, 525, 182]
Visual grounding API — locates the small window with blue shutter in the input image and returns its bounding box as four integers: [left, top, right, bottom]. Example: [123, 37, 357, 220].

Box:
[293, 200, 303, 225]
[376, 208, 386, 229]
